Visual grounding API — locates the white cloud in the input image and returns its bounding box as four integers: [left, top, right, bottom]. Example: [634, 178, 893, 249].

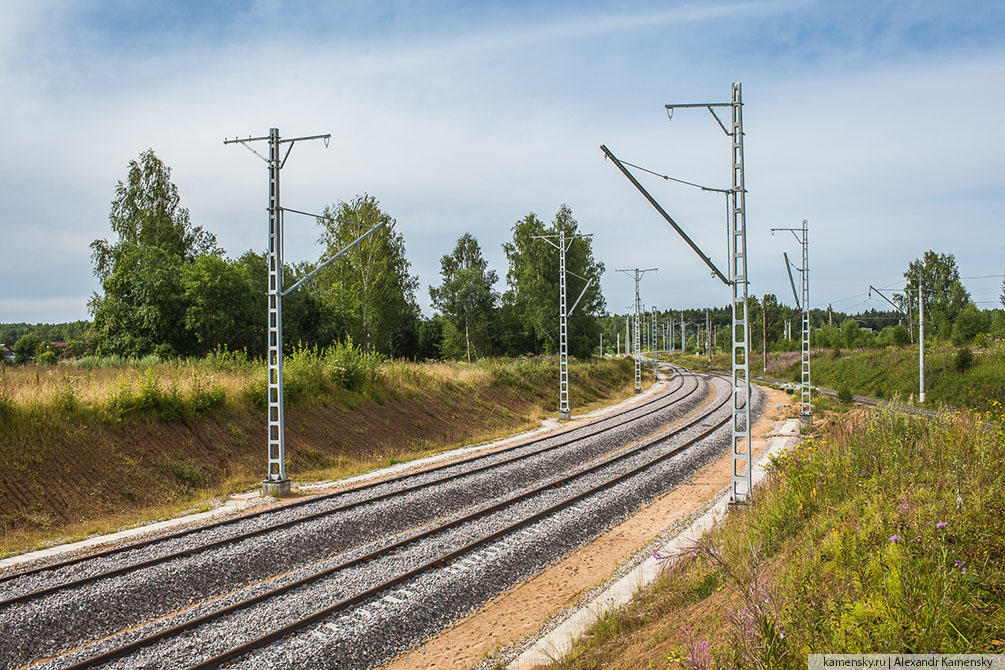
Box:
[1, 1, 1003, 324]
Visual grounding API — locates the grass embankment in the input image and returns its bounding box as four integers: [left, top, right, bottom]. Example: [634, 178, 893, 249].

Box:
[669, 341, 1005, 413]
[548, 403, 1005, 669]
[0, 354, 643, 557]
[773, 343, 1005, 413]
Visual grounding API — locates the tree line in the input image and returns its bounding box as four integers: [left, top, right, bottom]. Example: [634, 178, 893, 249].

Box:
[5, 151, 1002, 365]
[4, 150, 605, 364]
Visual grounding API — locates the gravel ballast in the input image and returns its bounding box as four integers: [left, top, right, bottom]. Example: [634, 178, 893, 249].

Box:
[4, 370, 762, 670]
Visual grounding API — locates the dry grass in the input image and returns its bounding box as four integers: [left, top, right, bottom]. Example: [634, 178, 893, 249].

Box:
[0, 355, 640, 558]
[0, 362, 249, 409]
[0, 358, 512, 413]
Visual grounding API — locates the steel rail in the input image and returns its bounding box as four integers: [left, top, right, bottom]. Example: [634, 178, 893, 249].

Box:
[0, 372, 699, 606]
[0, 371, 688, 587]
[58, 371, 731, 670]
[709, 367, 941, 420]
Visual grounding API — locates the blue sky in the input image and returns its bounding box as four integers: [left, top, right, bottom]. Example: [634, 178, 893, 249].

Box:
[1, 0, 1003, 324]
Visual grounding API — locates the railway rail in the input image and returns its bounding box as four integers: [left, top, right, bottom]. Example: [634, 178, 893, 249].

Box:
[702, 366, 940, 419]
[3, 367, 760, 670]
[1, 369, 696, 605]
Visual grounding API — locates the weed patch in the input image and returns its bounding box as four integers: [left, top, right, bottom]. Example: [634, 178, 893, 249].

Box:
[554, 404, 1005, 669]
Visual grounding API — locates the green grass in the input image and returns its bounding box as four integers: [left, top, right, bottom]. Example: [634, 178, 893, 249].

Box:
[552, 402, 1005, 669]
[772, 342, 1005, 413]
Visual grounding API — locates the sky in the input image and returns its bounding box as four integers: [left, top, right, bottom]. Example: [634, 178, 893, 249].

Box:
[1, 0, 1003, 325]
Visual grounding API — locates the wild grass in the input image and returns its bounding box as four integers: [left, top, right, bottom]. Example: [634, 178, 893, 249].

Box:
[771, 341, 1005, 413]
[0, 353, 639, 557]
[552, 402, 1005, 668]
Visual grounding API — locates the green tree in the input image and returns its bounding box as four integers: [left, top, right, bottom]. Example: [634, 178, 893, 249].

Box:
[315, 194, 420, 356]
[89, 150, 221, 357]
[234, 251, 340, 356]
[896, 251, 971, 337]
[416, 315, 446, 360]
[951, 303, 988, 345]
[502, 205, 605, 357]
[429, 233, 498, 362]
[181, 255, 259, 355]
[89, 245, 190, 357]
[13, 333, 40, 364]
[91, 149, 219, 282]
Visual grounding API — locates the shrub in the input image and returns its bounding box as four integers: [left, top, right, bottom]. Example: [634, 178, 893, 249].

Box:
[51, 383, 79, 413]
[189, 378, 226, 415]
[106, 369, 185, 421]
[322, 337, 384, 391]
[954, 346, 975, 373]
[205, 345, 252, 372]
[170, 462, 206, 488]
[37, 350, 59, 366]
[837, 388, 854, 404]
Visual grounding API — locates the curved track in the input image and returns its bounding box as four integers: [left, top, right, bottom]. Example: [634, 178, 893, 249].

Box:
[1, 369, 696, 605]
[2, 367, 761, 670]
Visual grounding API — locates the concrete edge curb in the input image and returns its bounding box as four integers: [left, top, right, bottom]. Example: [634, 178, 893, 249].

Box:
[507, 417, 801, 670]
[0, 373, 671, 570]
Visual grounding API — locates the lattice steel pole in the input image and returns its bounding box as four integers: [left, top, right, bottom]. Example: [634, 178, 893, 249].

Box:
[558, 229, 569, 419]
[535, 231, 594, 420]
[651, 309, 658, 377]
[800, 218, 811, 422]
[261, 129, 287, 494]
[919, 285, 925, 403]
[601, 81, 753, 501]
[729, 82, 752, 503]
[618, 268, 656, 393]
[225, 128, 333, 497]
[773, 219, 811, 424]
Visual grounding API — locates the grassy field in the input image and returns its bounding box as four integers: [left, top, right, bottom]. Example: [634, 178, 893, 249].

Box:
[667, 341, 1005, 413]
[775, 342, 1005, 413]
[547, 401, 1005, 669]
[0, 353, 644, 557]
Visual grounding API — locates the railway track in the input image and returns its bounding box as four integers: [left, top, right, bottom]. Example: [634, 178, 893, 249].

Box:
[701, 366, 940, 419]
[4, 368, 759, 670]
[1, 369, 695, 601]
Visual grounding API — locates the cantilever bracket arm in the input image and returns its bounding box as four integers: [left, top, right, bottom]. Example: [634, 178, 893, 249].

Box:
[783, 252, 800, 309]
[868, 285, 906, 316]
[568, 278, 595, 316]
[282, 220, 387, 296]
[600, 145, 729, 286]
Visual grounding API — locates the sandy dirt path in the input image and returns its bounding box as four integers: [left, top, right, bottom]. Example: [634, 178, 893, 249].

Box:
[380, 384, 794, 670]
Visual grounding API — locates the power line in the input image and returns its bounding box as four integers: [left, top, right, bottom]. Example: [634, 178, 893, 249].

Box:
[615, 158, 730, 194]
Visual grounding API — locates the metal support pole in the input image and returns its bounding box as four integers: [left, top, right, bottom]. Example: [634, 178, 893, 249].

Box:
[535, 230, 593, 420]
[558, 229, 570, 420]
[225, 127, 333, 497]
[800, 219, 811, 423]
[602, 82, 752, 501]
[264, 128, 288, 496]
[919, 285, 925, 403]
[634, 294, 641, 392]
[618, 268, 656, 393]
[729, 82, 752, 503]
[707, 309, 712, 364]
[772, 218, 811, 424]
